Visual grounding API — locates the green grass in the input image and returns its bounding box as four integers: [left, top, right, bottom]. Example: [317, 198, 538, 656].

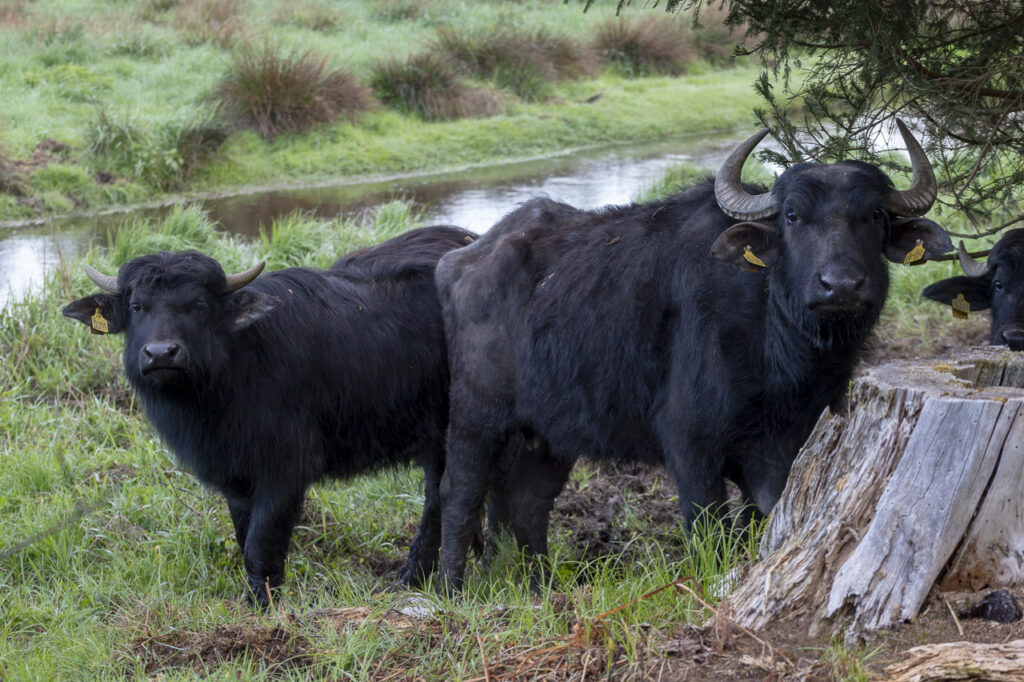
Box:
[0, 0, 764, 222]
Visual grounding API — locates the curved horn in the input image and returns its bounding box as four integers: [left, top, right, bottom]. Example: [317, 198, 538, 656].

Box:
[224, 261, 265, 292]
[887, 119, 938, 216]
[714, 128, 777, 220]
[84, 264, 120, 294]
[957, 240, 991, 278]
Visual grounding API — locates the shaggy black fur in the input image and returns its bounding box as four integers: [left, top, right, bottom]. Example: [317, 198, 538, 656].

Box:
[64, 225, 476, 608]
[435, 166, 952, 591]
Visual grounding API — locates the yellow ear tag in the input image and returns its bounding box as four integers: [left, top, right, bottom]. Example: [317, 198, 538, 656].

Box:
[90, 308, 109, 334]
[904, 240, 925, 264]
[952, 293, 970, 320]
[742, 245, 766, 268]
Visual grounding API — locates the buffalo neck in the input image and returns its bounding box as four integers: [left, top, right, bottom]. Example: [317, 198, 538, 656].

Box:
[760, 268, 876, 402]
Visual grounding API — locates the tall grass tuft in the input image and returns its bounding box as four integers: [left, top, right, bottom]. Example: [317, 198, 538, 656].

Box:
[593, 16, 696, 76]
[436, 26, 595, 101]
[212, 43, 372, 140]
[173, 0, 243, 47]
[689, 4, 746, 65]
[173, 121, 228, 183]
[370, 52, 499, 121]
[373, 0, 427, 22]
[273, 0, 345, 33]
[87, 111, 226, 190]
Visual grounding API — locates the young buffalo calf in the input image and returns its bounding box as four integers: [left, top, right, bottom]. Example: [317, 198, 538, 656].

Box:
[923, 229, 1024, 350]
[63, 225, 476, 608]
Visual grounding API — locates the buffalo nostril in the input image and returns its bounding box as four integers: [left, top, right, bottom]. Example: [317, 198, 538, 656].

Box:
[144, 343, 180, 361]
[819, 272, 866, 295]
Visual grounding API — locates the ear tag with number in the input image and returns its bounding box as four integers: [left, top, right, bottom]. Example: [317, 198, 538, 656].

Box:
[904, 239, 925, 264]
[90, 308, 109, 334]
[952, 293, 970, 320]
[743, 245, 766, 268]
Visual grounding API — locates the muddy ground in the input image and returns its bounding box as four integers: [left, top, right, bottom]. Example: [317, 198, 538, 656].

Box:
[124, 461, 1024, 680]
[126, 334, 1018, 680]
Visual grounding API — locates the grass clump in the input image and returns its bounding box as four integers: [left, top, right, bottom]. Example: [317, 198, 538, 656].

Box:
[370, 52, 499, 121]
[173, 0, 243, 47]
[373, 0, 428, 23]
[437, 25, 596, 101]
[273, 0, 345, 33]
[593, 15, 696, 76]
[87, 110, 225, 191]
[212, 43, 372, 140]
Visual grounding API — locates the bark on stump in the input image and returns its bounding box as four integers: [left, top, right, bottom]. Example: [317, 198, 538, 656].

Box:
[725, 347, 1024, 638]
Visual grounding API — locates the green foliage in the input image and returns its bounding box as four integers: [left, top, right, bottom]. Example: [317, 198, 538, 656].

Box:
[23, 64, 114, 103]
[103, 26, 177, 58]
[592, 15, 696, 76]
[212, 43, 372, 140]
[635, 0, 1024, 234]
[273, 0, 346, 33]
[173, 0, 243, 47]
[86, 110, 226, 191]
[28, 163, 98, 207]
[369, 52, 498, 121]
[436, 25, 596, 101]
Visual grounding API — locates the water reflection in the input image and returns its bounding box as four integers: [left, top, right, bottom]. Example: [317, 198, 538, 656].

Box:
[0, 132, 754, 308]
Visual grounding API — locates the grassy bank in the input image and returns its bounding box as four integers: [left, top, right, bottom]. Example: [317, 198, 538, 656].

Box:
[0, 0, 763, 222]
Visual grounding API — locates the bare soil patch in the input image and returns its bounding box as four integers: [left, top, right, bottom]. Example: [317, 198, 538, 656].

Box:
[126, 623, 316, 677]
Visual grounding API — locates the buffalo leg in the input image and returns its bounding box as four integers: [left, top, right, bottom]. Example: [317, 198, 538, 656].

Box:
[398, 454, 444, 587]
[439, 425, 504, 594]
[226, 496, 252, 552]
[242, 489, 304, 610]
[488, 436, 573, 590]
[728, 446, 793, 516]
[662, 438, 729, 528]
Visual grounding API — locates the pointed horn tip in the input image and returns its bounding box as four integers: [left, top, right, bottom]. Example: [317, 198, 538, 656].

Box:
[84, 263, 120, 293]
[223, 260, 266, 292]
[714, 127, 776, 219]
[957, 240, 990, 277]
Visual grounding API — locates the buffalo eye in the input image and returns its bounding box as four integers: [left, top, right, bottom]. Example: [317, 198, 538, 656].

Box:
[786, 210, 798, 223]
[873, 208, 886, 221]
[130, 302, 142, 313]
[194, 299, 208, 312]
[994, 279, 1004, 291]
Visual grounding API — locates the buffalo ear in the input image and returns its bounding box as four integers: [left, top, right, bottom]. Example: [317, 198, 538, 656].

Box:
[711, 221, 779, 269]
[885, 217, 953, 264]
[62, 294, 125, 334]
[229, 290, 283, 331]
[922, 275, 992, 311]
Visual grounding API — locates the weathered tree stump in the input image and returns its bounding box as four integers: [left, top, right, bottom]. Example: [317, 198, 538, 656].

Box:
[726, 347, 1024, 638]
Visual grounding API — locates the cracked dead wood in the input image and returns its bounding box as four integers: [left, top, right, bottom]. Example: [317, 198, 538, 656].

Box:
[885, 639, 1024, 682]
[724, 347, 1024, 637]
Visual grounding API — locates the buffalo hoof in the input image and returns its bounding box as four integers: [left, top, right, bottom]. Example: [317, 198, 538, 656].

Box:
[396, 558, 435, 589]
[245, 575, 279, 612]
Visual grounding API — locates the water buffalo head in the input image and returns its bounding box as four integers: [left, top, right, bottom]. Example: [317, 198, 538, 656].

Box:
[63, 251, 279, 387]
[711, 121, 952, 338]
[922, 229, 1024, 350]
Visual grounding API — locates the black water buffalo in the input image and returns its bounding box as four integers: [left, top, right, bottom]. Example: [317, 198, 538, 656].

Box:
[922, 229, 1024, 350]
[435, 122, 953, 590]
[63, 225, 476, 608]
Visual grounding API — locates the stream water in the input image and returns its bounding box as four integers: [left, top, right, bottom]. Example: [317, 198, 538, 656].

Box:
[0, 130, 757, 308]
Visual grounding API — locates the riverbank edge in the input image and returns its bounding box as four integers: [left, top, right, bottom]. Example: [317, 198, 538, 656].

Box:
[1, 68, 765, 228]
